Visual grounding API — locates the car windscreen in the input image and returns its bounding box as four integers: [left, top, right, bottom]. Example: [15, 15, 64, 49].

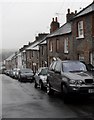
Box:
[62, 61, 87, 72]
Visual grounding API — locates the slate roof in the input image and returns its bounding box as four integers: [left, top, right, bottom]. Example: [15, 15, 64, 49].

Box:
[6, 53, 15, 61]
[74, 1, 94, 18]
[47, 22, 72, 38]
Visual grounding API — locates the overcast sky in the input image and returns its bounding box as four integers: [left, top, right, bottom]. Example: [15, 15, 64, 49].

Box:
[0, 0, 93, 50]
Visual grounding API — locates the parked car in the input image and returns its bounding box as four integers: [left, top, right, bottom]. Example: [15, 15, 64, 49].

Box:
[9, 70, 14, 77]
[18, 68, 34, 82]
[10, 68, 17, 78]
[4, 69, 11, 76]
[34, 67, 48, 90]
[14, 68, 20, 79]
[47, 60, 94, 101]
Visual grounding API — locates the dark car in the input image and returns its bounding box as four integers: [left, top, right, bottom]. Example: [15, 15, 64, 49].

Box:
[47, 60, 94, 100]
[34, 67, 48, 90]
[18, 68, 34, 82]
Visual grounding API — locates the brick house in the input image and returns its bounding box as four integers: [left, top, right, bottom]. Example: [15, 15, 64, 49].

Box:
[25, 33, 48, 72]
[47, 17, 73, 66]
[26, 46, 39, 73]
[5, 53, 15, 70]
[4, 2, 94, 69]
[71, 1, 94, 65]
[19, 44, 30, 69]
[39, 40, 48, 67]
[47, 2, 94, 66]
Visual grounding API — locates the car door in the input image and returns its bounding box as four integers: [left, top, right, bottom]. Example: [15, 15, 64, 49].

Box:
[48, 61, 57, 87]
[53, 61, 62, 92]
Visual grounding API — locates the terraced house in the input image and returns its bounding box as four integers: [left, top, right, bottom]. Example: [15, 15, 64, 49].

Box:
[71, 1, 94, 65]
[47, 1, 94, 66]
[4, 1, 94, 71]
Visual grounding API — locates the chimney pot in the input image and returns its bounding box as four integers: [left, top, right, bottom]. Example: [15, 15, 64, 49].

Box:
[52, 18, 54, 22]
[55, 17, 58, 22]
[75, 10, 77, 14]
[68, 8, 70, 14]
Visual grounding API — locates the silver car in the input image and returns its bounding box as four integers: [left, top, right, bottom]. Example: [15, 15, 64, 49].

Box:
[34, 67, 48, 90]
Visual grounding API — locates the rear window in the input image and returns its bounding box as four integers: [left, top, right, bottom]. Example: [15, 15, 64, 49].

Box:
[21, 69, 33, 73]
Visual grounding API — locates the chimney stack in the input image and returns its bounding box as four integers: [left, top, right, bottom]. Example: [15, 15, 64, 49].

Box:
[66, 9, 77, 22]
[50, 17, 60, 33]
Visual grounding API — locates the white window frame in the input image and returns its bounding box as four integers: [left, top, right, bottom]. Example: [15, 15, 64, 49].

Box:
[78, 54, 84, 61]
[90, 52, 93, 64]
[64, 38, 69, 54]
[50, 42, 53, 52]
[77, 21, 84, 38]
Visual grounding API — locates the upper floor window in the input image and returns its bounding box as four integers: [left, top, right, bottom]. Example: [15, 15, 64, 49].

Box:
[56, 39, 60, 52]
[32, 51, 33, 57]
[64, 38, 69, 54]
[77, 21, 84, 38]
[49, 41, 53, 52]
[42, 46, 44, 55]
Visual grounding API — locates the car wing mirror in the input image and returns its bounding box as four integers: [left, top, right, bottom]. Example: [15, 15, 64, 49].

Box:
[55, 70, 61, 74]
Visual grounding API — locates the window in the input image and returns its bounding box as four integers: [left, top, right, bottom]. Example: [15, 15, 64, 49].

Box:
[56, 39, 59, 52]
[77, 21, 84, 38]
[64, 38, 69, 53]
[42, 61, 44, 67]
[49, 61, 57, 70]
[54, 61, 62, 72]
[42, 46, 44, 55]
[49, 41, 53, 52]
[63, 61, 87, 72]
[92, 14, 94, 36]
[89, 52, 93, 64]
[32, 51, 33, 57]
[78, 54, 84, 61]
[29, 51, 31, 59]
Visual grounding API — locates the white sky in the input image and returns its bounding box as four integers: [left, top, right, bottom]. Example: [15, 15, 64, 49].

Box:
[0, 0, 93, 50]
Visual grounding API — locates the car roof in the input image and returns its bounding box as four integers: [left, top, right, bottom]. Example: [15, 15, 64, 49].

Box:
[53, 60, 81, 63]
[39, 67, 48, 69]
[62, 60, 82, 63]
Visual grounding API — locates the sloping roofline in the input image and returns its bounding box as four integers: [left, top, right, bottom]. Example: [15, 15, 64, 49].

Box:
[74, 1, 94, 18]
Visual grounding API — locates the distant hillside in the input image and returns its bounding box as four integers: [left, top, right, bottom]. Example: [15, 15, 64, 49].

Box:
[0, 49, 17, 62]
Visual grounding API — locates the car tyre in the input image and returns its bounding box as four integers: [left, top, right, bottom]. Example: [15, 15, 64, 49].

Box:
[62, 84, 69, 103]
[39, 81, 44, 90]
[34, 81, 38, 88]
[46, 83, 54, 95]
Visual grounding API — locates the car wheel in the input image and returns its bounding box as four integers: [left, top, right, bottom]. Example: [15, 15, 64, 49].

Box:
[62, 84, 69, 102]
[46, 83, 54, 95]
[34, 81, 38, 88]
[18, 75, 21, 82]
[39, 81, 44, 90]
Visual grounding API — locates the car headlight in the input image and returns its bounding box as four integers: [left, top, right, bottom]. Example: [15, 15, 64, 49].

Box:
[69, 79, 83, 85]
[69, 79, 76, 84]
[77, 80, 83, 85]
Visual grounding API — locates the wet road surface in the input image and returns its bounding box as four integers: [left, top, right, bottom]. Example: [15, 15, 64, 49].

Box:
[1, 74, 94, 119]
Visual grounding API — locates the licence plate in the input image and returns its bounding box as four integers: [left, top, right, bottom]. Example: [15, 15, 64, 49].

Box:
[27, 77, 32, 79]
[88, 89, 94, 93]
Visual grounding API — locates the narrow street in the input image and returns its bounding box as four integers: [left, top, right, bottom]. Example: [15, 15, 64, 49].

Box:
[1, 74, 94, 119]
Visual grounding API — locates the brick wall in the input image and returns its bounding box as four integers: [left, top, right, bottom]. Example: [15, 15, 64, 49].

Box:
[72, 13, 94, 64]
